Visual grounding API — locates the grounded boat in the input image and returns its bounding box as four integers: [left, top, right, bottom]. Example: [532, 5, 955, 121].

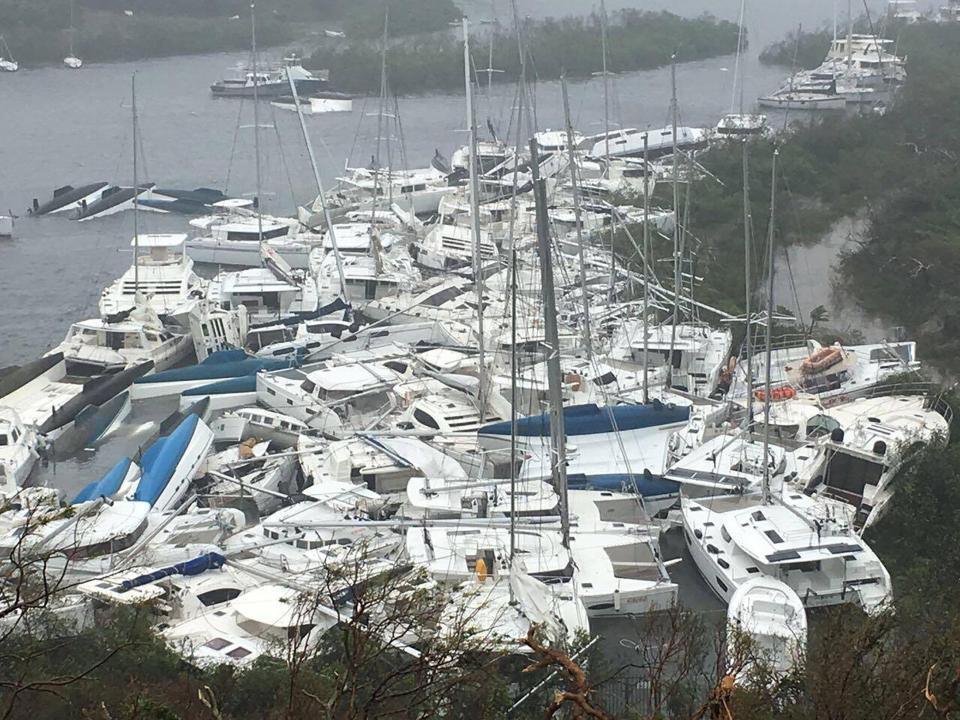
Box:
[727, 576, 807, 683]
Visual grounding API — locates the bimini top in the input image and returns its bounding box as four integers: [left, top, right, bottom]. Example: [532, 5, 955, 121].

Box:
[479, 402, 690, 438]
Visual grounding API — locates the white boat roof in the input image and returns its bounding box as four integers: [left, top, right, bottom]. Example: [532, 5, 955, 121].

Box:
[219, 268, 299, 293]
[720, 495, 865, 566]
[130, 233, 187, 248]
[306, 362, 401, 391]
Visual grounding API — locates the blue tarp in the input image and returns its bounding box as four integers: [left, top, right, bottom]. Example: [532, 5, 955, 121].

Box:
[479, 402, 691, 438]
[119, 552, 226, 592]
[567, 472, 680, 498]
[71, 457, 133, 504]
[182, 375, 257, 396]
[134, 356, 294, 384]
[133, 414, 200, 507]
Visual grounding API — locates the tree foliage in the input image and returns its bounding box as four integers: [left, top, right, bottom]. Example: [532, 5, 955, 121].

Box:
[307, 11, 740, 95]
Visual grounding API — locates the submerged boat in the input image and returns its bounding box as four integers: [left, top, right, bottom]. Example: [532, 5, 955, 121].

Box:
[270, 91, 354, 114]
[29, 182, 109, 216]
[75, 184, 156, 221]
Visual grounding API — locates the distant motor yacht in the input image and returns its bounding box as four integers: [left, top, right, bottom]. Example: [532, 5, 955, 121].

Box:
[210, 55, 328, 98]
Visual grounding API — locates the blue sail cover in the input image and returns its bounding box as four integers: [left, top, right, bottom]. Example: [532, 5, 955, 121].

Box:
[567, 472, 680, 497]
[201, 349, 249, 365]
[479, 402, 690, 438]
[182, 375, 257, 396]
[71, 457, 133, 504]
[134, 356, 295, 385]
[119, 552, 226, 592]
[133, 414, 200, 507]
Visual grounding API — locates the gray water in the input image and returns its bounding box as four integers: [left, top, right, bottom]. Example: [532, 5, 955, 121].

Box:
[0, 0, 908, 367]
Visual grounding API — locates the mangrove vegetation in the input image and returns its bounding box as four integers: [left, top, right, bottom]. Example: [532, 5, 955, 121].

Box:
[305, 10, 741, 95]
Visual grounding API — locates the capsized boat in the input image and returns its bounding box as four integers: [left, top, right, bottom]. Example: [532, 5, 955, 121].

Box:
[28, 182, 109, 216]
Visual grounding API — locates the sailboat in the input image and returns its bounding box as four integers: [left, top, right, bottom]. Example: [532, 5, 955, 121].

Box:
[64, 0, 82, 69]
[0, 35, 18, 72]
[680, 151, 892, 615]
[716, 0, 766, 137]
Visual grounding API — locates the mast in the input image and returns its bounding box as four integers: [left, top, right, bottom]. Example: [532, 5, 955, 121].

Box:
[641, 134, 651, 404]
[742, 139, 754, 427]
[68, 0, 75, 57]
[846, 0, 853, 77]
[463, 18, 487, 421]
[250, 2, 264, 258]
[131, 73, 139, 295]
[667, 53, 680, 389]
[530, 138, 570, 548]
[286, 75, 348, 300]
[371, 6, 390, 223]
[561, 73, 592, 358]
[507, 0, 528, 576]
[731, 0, 746, 115]
[761, 149, 779, 505]
[599, 0, 611, 165]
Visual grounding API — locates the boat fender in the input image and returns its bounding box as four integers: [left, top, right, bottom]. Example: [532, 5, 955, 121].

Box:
[830, 428, 845, 443]
[475, 557, 488, 582]
[613, 588, 621, 612]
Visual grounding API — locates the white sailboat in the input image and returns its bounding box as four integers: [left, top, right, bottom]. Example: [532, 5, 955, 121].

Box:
[0, 35, 18, 72]
[63, 0, 82, 69]
[727, 576, 807, 684]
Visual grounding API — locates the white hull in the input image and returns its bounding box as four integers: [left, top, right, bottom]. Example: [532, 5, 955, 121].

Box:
[0, 60, 18, 72]
[310, 96, 352, 113]
[0, 216, 12, 238]
[63, 56, 82, 69]
[77, 188, 154, 222]
[177, 390, 258, 413]
[130, 377, 231, 402]
[47, 186, 108, 215]
[757, 94, 846, 110]
[186, 239, 311, 270]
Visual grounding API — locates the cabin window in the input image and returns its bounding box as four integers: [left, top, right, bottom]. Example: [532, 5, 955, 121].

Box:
[706, 544, 720, 555]
[593, 372, 617, 387]
[746, 566, 759, 574]
[145, 332, 160, 343]
[0, 435, 7, 447]
[715, 576, 728, 593]
[197, 588, 242, 606]
[717, 558, 730, 569]
[764, 530, 784, 544]
[301, 380, 317, 394]
[720, 526, 732, 543]
[413, 409, 440, 430]
[751, 510, 766, 522]
[384, 361, 408, 374]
